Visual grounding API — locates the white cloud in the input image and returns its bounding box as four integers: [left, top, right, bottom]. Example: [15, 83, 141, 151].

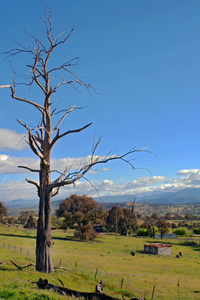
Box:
[1, 153, 200, 203]
[0, 154, 9, 161]
[175, 169, 200, 176]
[0, 177, 182, 202]
[167, 169, 200, 187]
[0, 155, 40, 174]
[125, 176, 165, 189]
[0, 129, 27, 150]
[0, 155, 97, 174]
[0, 180, 38, 202]
[101, 168, 111, 172]
[0, 154, 112, 176]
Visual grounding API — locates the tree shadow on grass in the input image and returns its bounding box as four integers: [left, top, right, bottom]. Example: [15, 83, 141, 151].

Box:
[0, 233, 103, 243]
[135, 250, 145, 254]
[0, 268, 20, 271]
[0, 267, 34, 272]
[0, 233, 36, 239]
[0, 233, 73, 242]
[178, 241, 200, 251]
[60, 235, 103, 243]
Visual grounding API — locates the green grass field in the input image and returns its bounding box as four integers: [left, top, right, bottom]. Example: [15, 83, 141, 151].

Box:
[0, 224, 200, 299]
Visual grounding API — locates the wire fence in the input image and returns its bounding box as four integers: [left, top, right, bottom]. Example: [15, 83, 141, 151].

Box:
[0, 242, 35, 261]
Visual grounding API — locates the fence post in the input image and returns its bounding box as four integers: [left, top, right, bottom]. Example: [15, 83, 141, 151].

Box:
[94, 267, 99, 279]
[177, 278, 180, 300]
[121, 278, 124, 289]
[151, 285, 156, 299]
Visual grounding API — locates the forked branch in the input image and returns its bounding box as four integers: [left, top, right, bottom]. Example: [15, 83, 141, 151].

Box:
[49, 146, 151, 191]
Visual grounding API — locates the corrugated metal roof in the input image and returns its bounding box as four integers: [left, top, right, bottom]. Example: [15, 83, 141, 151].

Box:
[144, 243, 172, 248]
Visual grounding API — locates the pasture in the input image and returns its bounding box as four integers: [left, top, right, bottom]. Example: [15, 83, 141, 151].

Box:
[0, 224, 200, 299]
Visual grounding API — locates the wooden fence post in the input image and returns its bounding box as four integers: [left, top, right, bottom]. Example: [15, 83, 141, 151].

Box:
[121, 278, 124, 289]
[177, 277, 180, 300]
[94, 267, 99, 279]
[151, 285, 156, 299]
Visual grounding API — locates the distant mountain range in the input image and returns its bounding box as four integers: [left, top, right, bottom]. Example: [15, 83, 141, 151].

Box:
[5, 188, 200, 213]
[139, 188, 200, 204]
[6, 188, 200, 216]
[6, 188, 200, 210]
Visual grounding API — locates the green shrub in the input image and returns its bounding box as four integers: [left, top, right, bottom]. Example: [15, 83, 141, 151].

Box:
[173, 227, 190, 237]
[137, 228, 149, 236]
[193, 227, 200, 234]
[74, 223, 97, 241]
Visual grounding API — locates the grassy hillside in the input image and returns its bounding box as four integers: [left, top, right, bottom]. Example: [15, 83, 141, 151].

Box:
[0, 224, 200, 299]
[134, 202, 200, 217]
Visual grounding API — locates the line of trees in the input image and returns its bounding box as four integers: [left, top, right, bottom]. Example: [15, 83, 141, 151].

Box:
[2, 196, 200, 241]
[55, 195, 139, 240]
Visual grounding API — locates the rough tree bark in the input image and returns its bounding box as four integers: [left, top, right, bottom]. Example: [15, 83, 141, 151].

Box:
[0, 6, 150, 273]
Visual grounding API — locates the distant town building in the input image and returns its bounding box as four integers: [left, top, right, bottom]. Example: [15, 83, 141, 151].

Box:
[144, 243, 172, 256]
[93, 224, 104, 233]
[155, 233, 176, 239]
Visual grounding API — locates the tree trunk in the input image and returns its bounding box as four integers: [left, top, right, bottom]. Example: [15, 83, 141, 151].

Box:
[36, 146, 54, 272]
[36, 190, 54, 273]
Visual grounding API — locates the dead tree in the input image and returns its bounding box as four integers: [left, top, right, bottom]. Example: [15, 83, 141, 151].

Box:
[34, 278, 146, 300]
[0, 6, 150, 273]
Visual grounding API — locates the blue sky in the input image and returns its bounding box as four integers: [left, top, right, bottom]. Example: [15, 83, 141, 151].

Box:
[0, 0, 200, 202]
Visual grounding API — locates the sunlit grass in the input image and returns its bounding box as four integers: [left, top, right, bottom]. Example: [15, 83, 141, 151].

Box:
[0, 224, 200, 299]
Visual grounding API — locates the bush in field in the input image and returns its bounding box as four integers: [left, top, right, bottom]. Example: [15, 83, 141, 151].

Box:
[137, 228, 149, 236]
[8, 216, 16, 225]
[74, 223, 97, 241]
[24, 215, 36, 229]
[18, 211, 34, 225]
[173, 227, 190, 237]
[167, 227, 172, 233]
[193, 227, 200, 234]
[51, 215, 63, 229]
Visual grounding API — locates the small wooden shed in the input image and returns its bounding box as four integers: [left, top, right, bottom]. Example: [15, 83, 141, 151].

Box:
[144, 243, 172, 256]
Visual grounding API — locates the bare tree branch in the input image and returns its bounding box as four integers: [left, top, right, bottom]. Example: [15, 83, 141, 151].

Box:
[25, 178, 40, 191]
[52, 105, 76, 134]
[27, 129, 44, 159]
[52, 186, 61, 198]
[50, 122, 92, 149]
[82, 176, 105, 203]
[6, 85, 45, 112]
[48, 147, 152, 191]
[18, 166, 40, 173]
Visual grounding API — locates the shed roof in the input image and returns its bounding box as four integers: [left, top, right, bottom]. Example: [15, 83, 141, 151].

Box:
[144, 243, 172, 248]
